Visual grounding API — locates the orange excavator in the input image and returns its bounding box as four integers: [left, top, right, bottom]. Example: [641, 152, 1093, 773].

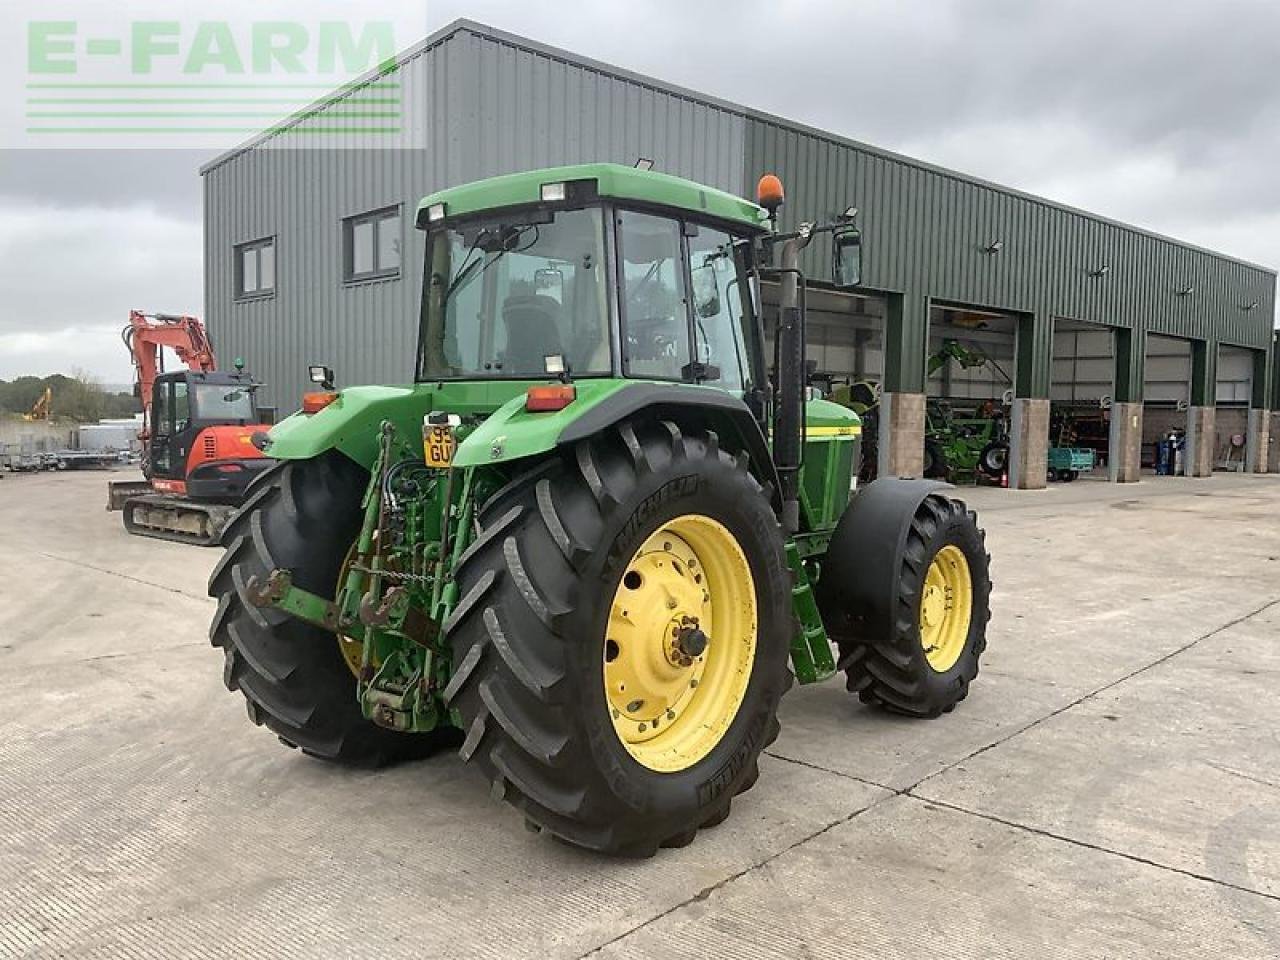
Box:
[107, 311, 273, 545]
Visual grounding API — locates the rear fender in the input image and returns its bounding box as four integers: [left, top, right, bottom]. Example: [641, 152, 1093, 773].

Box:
[454, 381, 780, 507]
[555, 383, 780, 508]
[817, 478, 951, 640]
[265, 386, 427, 469]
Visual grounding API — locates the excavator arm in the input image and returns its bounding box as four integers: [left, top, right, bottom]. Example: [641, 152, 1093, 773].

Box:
[122, 311, 217, 440]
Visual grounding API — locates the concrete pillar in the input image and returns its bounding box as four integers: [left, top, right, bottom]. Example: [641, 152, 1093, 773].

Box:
[1246, 408, 1270, 473]
[1269, 412, 1280, 473]
[877, 391, 926, 478]
[1184, 406, 1216, 477]
[1108, 401, 1143, 482]
[1008, 397, 1050, 489]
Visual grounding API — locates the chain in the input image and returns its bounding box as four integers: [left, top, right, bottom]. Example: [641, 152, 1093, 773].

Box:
[349, 563, 434, 584]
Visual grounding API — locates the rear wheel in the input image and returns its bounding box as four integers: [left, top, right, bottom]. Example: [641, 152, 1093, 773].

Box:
[923, 441, 946, 479]
[207, 452, 457, 765]
[830, 494, 990, 717]
[979, 442, 1008, 478]
[443, 418, 792, 855]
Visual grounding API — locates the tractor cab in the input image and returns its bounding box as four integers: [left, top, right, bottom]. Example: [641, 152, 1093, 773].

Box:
[417, 168, 768, 399]
[148, 369, 271, 500]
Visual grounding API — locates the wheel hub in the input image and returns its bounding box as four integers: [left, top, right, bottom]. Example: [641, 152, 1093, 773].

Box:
[919, 544, 973, 673]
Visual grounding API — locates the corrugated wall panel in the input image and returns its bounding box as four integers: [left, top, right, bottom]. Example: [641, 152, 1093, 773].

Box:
[743, 113, 1276, 394]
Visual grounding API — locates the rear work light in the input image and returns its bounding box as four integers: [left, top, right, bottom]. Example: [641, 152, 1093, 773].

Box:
[302, 391, 338, 414]
[525, 384, 576, 412]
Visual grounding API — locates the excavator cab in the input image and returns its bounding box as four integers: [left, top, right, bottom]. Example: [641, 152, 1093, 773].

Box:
[147, 369, 271, 502]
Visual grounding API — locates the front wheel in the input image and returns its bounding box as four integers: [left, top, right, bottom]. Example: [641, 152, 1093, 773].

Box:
[823, 493, 991, 717]
[443, 419, 792, 855]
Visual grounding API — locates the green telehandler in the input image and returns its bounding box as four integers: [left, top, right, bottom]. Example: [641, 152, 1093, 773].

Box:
[208, 164, 992, 855]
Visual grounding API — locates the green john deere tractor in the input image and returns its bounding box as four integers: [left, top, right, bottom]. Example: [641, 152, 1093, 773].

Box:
[209, 163, 992, 856]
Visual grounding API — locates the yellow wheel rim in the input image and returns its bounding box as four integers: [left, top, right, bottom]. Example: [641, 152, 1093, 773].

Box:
[919, 544, 973, 673]
[604, 514, 757, 773]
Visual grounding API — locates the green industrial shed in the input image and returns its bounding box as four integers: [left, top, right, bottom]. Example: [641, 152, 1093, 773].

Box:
[201, 19, 1278, 487]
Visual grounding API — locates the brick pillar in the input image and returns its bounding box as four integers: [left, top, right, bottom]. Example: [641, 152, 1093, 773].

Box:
[1108, 401, 1143, 482]
[1246, 409, 1270, 473]
[877, 391, 926, 478]
[1185, 405, 1216, 477]
[1009, 397, 1049, 489]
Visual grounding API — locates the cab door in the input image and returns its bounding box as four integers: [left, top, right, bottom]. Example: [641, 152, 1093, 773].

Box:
[149, 377, 192, 481]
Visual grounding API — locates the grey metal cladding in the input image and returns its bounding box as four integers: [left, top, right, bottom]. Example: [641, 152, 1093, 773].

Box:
[203, 18, 1277, 412]
[743, 114, 1275, 351]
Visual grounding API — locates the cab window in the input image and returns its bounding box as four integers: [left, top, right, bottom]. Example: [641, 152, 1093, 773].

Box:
[685, 225, 748, 392]
[618, 210, 690, 381]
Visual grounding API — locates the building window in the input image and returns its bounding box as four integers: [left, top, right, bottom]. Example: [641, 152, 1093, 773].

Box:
[344, 205, 401, 282]
[235, 237, 275, 299]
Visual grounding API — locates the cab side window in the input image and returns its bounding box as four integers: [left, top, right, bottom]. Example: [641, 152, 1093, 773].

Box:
[685, 226, 747, 392]
[618, 211, 689, 380]
[172, 381, 190, 432]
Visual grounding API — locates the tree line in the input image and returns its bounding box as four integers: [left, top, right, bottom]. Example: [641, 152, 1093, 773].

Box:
[0, 373, 141, 423]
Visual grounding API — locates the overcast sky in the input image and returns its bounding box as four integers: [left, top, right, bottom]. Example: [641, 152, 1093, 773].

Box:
[2, 0, 1278, 383]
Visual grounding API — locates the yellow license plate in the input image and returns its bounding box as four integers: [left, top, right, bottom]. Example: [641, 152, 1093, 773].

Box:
[424, 425, 456, 468]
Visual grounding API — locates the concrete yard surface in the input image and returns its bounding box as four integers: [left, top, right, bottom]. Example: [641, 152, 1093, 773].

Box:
[2, 468, 1279, 958]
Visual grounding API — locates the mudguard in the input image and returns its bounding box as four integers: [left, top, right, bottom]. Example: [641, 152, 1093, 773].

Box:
[816, 477, 952, 639]
[555, 382, 780, 506]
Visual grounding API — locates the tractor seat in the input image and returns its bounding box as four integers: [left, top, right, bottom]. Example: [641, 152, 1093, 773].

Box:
[502, 294, 563, 375]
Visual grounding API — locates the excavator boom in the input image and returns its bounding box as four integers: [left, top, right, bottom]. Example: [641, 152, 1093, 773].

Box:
[123, 311, 217, 442]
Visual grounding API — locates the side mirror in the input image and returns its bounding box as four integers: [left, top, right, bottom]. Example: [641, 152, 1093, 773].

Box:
[832, 226, 862, 288]
[534, 267, 564, 303]
[690, 263, 721, 319]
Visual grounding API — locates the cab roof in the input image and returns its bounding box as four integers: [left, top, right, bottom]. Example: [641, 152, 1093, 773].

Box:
[416, 163, 769, 233]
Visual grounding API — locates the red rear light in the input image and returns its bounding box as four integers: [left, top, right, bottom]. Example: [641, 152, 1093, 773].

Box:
[303, 391, 338, 414]
[526, 384, 576, 412]
[216, 463, 244, 473]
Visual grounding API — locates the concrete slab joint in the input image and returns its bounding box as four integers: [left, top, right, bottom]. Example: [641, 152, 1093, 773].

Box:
[1184, 406, 1216, 477]
[878, 391, 926, 479]
[1009, 397, 1049, 490]
[1108, 402, 1143, 483]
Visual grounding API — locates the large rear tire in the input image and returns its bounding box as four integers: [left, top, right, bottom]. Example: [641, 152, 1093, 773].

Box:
[207, 452, 458, 766]
[443, 419, 792, 856]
